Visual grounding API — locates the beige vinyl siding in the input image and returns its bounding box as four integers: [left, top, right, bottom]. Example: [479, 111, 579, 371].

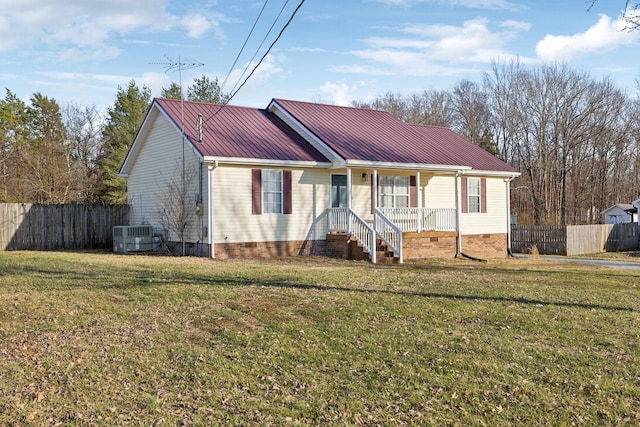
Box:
[127, 115, 204, 243]
[351, 171, 373, 221]
[423, 174, 456, 209]
[460, 176, 509, 234]
[213, 165, 330, 243]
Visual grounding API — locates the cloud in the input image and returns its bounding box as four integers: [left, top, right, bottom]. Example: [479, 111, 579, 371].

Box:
[0, 0, 224, 57]
[221, 54, 284, 95]
[536, 14, 639, 62]
[341, 17, 530, 77]
[319, 81, 352, 106]
[369, 0, 522, 11]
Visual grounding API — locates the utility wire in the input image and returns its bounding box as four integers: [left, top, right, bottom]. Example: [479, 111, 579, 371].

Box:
[219, 0, 270, 92]
[227, 0, 290, 96]
[202, 0, 306, 126]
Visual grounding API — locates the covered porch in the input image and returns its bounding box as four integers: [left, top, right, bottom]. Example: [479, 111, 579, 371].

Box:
[325, 167, 464, 263]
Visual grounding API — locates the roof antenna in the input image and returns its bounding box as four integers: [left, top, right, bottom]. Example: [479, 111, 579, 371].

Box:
[197, 113, 203, 143]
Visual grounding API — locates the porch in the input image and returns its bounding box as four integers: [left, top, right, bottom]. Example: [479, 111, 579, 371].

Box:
[327, 207, 458, 263]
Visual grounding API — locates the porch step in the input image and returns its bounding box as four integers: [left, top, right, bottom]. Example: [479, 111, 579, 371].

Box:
[326, 232, 399, 263]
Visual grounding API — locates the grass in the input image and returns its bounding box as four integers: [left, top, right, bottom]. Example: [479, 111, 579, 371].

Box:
[1, 251, 639, 426]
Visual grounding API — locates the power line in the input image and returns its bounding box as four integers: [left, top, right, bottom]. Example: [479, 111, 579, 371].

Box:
[219, 0, 271, 93]
[202, 0, 306, 126]
[226, 0, 290, 96]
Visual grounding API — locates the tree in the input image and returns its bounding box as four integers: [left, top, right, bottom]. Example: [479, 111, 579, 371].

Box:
[452, 80, 496, 154]
[97, 80, 151, 204]
[0, 89, 30, 202]
[186, 75, 231, 103]
[161, 82, 183, 100]
[22, 93, 72, 203]
[352, 89, 455, 127]
[161, 75, 231, 104]
[62, 103, 104, 202]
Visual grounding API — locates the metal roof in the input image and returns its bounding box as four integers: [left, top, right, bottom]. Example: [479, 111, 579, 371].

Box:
[407, 124, 519, 173]
[152, 97, 518, 174]
[271, 99, 518, 173]
[155, 98, 329, 163]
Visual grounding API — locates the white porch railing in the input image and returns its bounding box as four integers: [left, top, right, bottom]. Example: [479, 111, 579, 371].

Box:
[378, 207, 456, 232]
[374, 208, 403, 263]
[328, 207, 377, 264]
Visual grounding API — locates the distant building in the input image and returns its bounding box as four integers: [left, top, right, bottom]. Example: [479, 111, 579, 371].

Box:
[600, 204, 637, 224]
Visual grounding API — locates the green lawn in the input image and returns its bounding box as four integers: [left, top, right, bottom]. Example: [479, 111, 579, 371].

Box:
[1, 251, 639, 425]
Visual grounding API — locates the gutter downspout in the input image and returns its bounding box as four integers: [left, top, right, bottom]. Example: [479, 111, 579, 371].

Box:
[506, 174, 517, 257]
[455, 171, 462, 257]
[207, 161, 217, 259]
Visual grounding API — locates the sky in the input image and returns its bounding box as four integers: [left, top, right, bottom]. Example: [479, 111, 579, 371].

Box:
[1, 0, 639, 112]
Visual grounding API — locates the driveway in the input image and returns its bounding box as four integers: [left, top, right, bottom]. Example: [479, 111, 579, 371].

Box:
[516, 255, 640, 270]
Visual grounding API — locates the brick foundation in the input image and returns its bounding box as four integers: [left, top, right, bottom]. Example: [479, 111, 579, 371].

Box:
[199, 232, 508, 261]
[403, 231, 458, 259]
[460, 233, 508, 259]
[213, 239, 327, 259]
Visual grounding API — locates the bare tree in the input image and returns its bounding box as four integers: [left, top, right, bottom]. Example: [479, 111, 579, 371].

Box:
[155, 162, 201, 256]
[62, 103, 104, 202]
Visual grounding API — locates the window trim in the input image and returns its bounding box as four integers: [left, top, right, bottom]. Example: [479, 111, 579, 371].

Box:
[461, 176, 487, 214]
[252, 169, 292, 215]
[379, 175, 410, 209]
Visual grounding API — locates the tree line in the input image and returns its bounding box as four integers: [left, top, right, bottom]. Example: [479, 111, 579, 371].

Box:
[2, 63, 639, 225]
[355, 62, 640, 225]
[0, 76, 228, 205]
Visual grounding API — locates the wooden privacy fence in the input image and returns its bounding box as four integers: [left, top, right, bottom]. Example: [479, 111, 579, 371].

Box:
[0, 203, 129, 251]
[511, 223, 638, 256]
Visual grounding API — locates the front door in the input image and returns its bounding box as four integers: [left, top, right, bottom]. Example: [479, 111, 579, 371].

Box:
[331, 174, 348, 208]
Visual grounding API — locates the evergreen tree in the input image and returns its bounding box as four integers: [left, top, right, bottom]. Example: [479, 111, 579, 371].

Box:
[186, 75, 231, 103]
[23, 93, 70, 203]
[0, 90, 30, 201]
[161, 82, 183, 100]
[98, 80, 151, 204]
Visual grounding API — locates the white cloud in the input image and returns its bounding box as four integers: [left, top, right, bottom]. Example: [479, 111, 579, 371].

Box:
[369, 0, 522, 11]
[319, 81, 352, 106]
[342, 17, 530, 77]
[221, 54, 284, 95]
[0, 0, 224, 57]
[536, 14, 639, 62]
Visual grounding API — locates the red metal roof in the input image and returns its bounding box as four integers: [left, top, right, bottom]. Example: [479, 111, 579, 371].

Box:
[407, 124, 519, 173]
[154, 97, 518, 173]
[272, 99, 517, 173]
[155, 98, 329, 163]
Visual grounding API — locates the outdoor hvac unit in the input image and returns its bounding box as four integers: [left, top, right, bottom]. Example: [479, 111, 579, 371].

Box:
[113, 225, 154, 254]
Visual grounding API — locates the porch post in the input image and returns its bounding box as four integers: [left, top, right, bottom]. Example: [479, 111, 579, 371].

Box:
[455, 172, 462, 255]
[372, 169, 378, 211]
[416, 170, 422, 232]
[347, 167, 352, 234]
[506, 177, 513, 255]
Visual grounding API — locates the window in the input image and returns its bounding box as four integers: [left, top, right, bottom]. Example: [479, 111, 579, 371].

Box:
[468, 177, 481, 213]
[461, 176, 486, 214]
[262, 169, 283, 214]
[252, 169, 292, 215]
[379, 176, 409, 208]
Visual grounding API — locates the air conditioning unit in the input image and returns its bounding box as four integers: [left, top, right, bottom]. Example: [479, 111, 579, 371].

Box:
[113, 225, 155, 253]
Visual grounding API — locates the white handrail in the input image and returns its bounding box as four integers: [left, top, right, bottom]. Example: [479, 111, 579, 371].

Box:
[374, 208, 403, 263]
[378, 207, 456, 232]
[328, 208, 377, 264]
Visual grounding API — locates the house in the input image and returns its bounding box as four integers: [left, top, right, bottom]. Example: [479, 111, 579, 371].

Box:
[119, 98, 520, 262]
[601, 204, 638, 224]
